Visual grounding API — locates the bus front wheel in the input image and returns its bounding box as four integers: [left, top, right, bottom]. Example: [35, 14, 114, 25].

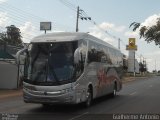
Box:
[84, 87, 92, 107]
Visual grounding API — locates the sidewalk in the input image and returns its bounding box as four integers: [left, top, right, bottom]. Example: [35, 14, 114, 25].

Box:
[0, 89, 22, 99]
[122, 76, 147, 83]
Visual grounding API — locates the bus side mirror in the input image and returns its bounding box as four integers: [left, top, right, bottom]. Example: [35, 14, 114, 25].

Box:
[16, 48, 28, 65]
[74, 47, 86, 71]
[74, 47, 82, 64]
[16, 48, 28, 86]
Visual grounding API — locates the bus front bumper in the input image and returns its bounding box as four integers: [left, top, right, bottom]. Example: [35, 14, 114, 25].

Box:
[23, 88, 78, 105]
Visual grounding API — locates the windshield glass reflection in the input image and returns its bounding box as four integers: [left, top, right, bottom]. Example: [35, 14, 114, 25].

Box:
[24, 41, 82, 85]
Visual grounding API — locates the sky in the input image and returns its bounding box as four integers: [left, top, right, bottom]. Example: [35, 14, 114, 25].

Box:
[0, 0, 160, 72]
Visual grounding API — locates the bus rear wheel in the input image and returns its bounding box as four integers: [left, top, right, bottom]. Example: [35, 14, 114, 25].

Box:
[84, 87, 92, 107]
[111, 83, 117, 98]
[42, 104, 51, 108]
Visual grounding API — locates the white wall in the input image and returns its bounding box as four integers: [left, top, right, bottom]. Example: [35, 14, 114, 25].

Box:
[127, 50, 140, 73]
[0, 61, 18, 89]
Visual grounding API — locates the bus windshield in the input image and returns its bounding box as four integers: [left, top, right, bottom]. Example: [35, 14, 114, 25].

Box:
[24, 41, 80, 85]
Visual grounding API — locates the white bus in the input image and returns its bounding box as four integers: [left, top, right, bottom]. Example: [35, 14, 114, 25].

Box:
[16, 32, 123, 107]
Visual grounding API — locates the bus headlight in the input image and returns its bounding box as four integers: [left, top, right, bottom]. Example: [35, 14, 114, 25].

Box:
[61, 87, 73, 94]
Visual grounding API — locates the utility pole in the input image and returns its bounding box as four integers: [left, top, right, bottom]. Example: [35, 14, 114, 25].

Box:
[75, 6, 91, 32]
[76, 6, 80, 32]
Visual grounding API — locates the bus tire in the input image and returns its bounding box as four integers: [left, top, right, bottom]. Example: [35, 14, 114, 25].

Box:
[111, 83, 117, 98]
[42, 104, 51, 108]
[84, 87, 92, 107]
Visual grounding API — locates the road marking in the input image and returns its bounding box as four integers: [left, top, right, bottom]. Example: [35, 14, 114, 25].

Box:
[69, 112, 89, 120]
[130, 92, 136, 95]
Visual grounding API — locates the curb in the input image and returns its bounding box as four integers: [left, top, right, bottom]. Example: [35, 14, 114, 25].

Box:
[0, 89, 22, 99]
[122, 77, 147, 84]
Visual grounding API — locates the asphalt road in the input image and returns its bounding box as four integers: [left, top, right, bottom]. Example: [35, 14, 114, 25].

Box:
[0, 76, 160, 120]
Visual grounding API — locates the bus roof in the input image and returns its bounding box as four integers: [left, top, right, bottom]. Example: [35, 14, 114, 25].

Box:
[31, 32, 119, 51]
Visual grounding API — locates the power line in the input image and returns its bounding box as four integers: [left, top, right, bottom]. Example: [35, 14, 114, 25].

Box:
[0, 5, 43, 28]
[1, 2, 48, 21]
[0, 3, 44, 41]
[0, 1, 76, 43]
[1, 1, 75, 32]
[60, 1, 149, 64]
[69, 3, 127, 48]
[74, 0, 79, 6]
[59, 0, 77, 11]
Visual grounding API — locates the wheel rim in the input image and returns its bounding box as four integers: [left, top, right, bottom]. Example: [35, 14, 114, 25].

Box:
[86, 89, 91, 106]
[113, 84, 117, 96]
[113, 89, 116, 96]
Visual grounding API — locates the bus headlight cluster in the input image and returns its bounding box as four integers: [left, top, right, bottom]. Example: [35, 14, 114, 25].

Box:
[61, 87, 73, 94]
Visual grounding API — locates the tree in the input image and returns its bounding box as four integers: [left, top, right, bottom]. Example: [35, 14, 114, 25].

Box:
[130, 18, 160, 46]
[0, 33, 8, 51]
[139, 62, 147, 72]
[6, 25, 22, 46]
[0, 32, 7, 42]
[152, 70, 157, 73]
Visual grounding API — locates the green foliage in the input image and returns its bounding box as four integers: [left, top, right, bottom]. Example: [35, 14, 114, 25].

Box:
[130, 18, 160, 46]
[0, 32, 7, 42]
[152, 70, 157, 73]
[129, 22, 141, 31]
[0, 25, 22, 46]
[139, 26, 147, 38]
[139, 62, 147, 72]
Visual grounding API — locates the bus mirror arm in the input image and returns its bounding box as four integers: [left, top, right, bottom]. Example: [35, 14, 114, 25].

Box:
[74, 47, 82, 64]
[16, 48, 28, 64]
